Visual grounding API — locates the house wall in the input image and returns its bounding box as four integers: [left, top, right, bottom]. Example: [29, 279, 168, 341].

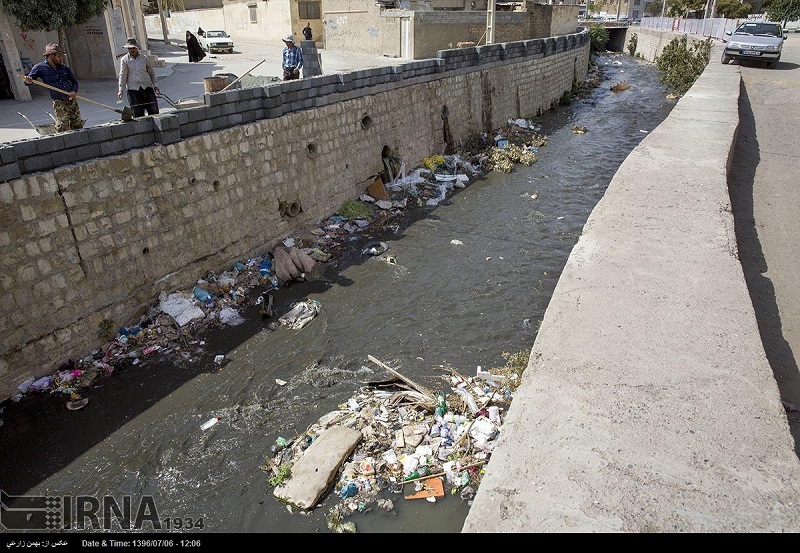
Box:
[323, 0, 385, 53]
[144, 4, 298, 46]
[145, 1, 578, 58]
[65, 15, 118, 79]
[0, 31, 590, 401]
[549, 4, 581, 35]
[0, 6, 31, 101]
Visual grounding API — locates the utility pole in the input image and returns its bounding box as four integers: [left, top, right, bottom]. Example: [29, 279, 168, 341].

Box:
[486, 0, 496, 44]
[156, 0, 170, 45]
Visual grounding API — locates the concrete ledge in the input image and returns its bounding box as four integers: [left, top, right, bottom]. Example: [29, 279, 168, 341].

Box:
[463, 43, 800, 533]
[273, 425, 361, 510]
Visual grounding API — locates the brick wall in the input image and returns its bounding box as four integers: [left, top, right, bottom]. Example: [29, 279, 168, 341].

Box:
[0, 31, 590, 400]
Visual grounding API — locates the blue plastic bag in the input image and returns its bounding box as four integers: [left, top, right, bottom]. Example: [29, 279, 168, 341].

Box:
[193, 287, 211, 302]
[338, 482, 358, 499]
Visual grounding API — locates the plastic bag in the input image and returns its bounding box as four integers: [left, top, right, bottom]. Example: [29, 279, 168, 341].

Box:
[159, 291, 205, 326]
[219, 307, 246, 326]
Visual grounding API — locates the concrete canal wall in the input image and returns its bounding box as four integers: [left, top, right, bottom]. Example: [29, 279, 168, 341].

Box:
[0, 32, 590, 401]
[463, 29, 800, 532]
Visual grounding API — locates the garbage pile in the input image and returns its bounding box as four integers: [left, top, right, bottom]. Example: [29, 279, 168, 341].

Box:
[262, 354, 527, 533]
[7, 120, 549, 413]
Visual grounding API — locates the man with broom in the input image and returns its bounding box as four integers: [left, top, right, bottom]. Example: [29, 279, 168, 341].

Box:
[117, 37, 160, 118]
[22, 43, 84, 133]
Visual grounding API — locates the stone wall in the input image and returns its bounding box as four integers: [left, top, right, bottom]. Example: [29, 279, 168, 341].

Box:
[0, 31, 589, 401]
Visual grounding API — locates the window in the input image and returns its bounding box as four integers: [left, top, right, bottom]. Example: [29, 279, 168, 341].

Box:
[248, 4, 257, 24]
[632, 10, 639, 18]
[633, 0, 640, 4]
[298, 1, 321, 20]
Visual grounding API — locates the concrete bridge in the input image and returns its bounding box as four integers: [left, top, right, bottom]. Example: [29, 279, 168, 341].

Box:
[463, 31, 800, 532]
[578, 20, 632, 51]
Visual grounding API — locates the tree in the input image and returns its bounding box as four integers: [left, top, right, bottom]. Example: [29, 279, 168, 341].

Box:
[2, 0, 109, 55]
[666, 0, 707, 17]
[716, 0, 753, 18]
[646, 0, 665, 15]
[765, 0, 800, 25]
[589, 22, 610, 53]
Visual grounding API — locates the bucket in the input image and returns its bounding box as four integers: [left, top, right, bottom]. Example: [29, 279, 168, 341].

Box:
[203, 75, 229, 94]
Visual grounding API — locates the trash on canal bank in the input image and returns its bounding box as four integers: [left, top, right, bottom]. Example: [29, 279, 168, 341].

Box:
[262, 352, 527, 532]
[8, 111, 551, 467]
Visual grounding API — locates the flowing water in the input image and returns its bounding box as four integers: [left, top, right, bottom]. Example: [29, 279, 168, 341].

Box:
[0, 52, 676, 534]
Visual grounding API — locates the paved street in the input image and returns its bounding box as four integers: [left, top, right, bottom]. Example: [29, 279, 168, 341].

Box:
[729, 34, 800, 447]
[0, 38, 404, 144]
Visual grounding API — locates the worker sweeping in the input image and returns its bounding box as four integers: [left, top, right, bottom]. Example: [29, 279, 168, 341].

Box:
[23, 43, 84, 133]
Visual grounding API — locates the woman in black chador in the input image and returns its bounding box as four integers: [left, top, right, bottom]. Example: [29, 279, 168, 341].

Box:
[186, 31, 206, 63]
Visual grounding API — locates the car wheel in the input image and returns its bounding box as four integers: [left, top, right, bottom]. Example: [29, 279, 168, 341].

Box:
[721, 51, 731, 65]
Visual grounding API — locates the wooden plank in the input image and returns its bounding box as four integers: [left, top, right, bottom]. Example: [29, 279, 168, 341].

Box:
[404, 477, 445, 500]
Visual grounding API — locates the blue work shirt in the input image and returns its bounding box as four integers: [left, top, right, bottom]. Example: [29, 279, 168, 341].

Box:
[26, 60, 79, 101]
[282, 45, 304, 70]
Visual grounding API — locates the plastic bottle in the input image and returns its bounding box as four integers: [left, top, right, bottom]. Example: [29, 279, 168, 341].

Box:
[437, 392, 447, 412]
[200, 416, 220, 430]
[403, 466, 429, 482]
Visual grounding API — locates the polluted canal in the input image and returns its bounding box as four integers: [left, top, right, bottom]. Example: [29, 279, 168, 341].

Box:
[0, 52, 676, 534]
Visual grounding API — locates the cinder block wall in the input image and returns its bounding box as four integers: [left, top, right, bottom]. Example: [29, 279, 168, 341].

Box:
[0, 31, 590, 401]
[626, 26, 712, 62]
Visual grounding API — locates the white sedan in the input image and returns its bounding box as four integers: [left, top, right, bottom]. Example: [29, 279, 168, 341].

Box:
[199, 30, 234, 54]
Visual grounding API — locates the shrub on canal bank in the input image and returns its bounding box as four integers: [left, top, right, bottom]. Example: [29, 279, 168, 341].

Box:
[655, 35, 713, 96]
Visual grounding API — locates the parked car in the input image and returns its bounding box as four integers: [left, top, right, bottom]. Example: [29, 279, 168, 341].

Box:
[199, 30, 234, 54]
[721, 21, 787, 68]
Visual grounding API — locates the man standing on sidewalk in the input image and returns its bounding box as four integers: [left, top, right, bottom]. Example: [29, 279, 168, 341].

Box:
[281, 35, 303, 81]
[23, 43, 84, 132]
[117, 38, 160, 117]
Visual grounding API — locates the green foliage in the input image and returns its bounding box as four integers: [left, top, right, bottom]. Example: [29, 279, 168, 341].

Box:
[559, 90, 573, 105]
[268, 464, 292, 487]
[3, 0, 108, 31]
[588, 23, 610, 53]
[666, 0, 706, 16]
[501, 350, 530, 373]
[765, 0, 800, 25]
[656, 35, 713, 95]
[716, 0, 753, 18]
[646, 0, 664, 15]
[98, 319, 115, 341]
[627, 33, 638, 57]
[339, 200, 373, 220]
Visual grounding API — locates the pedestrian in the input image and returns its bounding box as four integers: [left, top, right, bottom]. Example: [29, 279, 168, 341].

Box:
[302, 23, 313, 41]
[281, 35, 303, 81]
[186, 31, 206, 63]
[197, 27, 205, 37]
[117, 37, 160, 118]
[22, 43, 84, 132]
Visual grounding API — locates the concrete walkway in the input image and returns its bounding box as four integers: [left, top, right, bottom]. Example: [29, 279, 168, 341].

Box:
[462, 38, 800, 532]
[0, 38, 405, 144]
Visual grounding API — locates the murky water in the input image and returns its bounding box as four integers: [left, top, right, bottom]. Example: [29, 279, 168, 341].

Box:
[0, 52, 676, 534]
